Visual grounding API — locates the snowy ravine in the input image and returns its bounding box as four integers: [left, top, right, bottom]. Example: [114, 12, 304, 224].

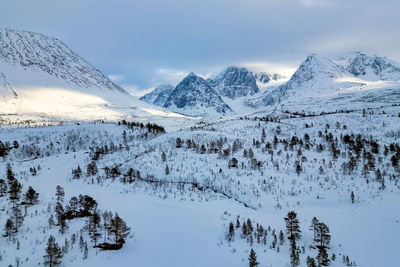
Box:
[0, 99, 399, 267]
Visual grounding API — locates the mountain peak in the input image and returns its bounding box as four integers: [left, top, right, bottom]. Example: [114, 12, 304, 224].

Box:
[211, 66, 258, 99]
[163, 73, 232, 116]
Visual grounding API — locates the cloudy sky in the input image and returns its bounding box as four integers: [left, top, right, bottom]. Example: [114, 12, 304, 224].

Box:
[1, 0, 399, 95]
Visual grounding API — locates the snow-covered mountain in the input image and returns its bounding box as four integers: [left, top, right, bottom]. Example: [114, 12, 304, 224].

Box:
[139, 84, 174, 106]
[251, 54, 362, 107]
[209, 66, 259, 99]
[0, 28, 126, 93]
[163, 73, 232, 116]
[140, 67, 288, 116]
[337, 52, 400, 81]
[0, 27, 184, 123]
[282, 54, 355, 97]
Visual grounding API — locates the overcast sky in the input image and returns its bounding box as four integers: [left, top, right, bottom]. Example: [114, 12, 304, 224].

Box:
[1, 0, 400, 95]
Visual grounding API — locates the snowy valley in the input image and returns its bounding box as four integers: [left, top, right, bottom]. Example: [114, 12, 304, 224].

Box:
[0, 27, 399, 267]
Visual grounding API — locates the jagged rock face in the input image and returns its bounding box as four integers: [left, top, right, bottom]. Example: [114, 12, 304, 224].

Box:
[210, 66, 259, 99]
[255, 72, 271, 84]
[344, 52, 400, 81]
[163, 73, 232, 116]
[0, 28, 126, 93]
[140, 84, 174, 106]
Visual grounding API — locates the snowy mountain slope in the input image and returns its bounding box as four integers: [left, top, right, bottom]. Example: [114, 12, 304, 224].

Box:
[0, 28, 126, 93]
[337, 52, 400, 81]
[139, 84, 174, 106]
[163, 73, 233, 116]
[0, 28, 188, 124]
[209, 66, 259, 99]
[281, 54, 359, 98]
[244, 54, 369, 109]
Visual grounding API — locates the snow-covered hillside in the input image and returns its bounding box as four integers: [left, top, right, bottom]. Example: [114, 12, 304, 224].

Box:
[1, 102, 399, 266]
[0, 28, 186, 125]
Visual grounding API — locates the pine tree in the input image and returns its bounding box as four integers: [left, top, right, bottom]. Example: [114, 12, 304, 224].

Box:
[284, 211, 301, 241]
[227, 222, 235, 241]
[89, 211, 101, 246]
[59, 217, 68, 234]
[9, 179, 22, 204]
[165, 165, 170, 175]
[310, 217, 319, 240]
[314, 222, 331, 249]
[236, 217, 240, 228]
[314, 222, 331, 266]
[295, 162, 302, 175]
[3, 218, 14, 238]
[0, 179, 7, 197]
[109, 213, 131, 245]
[63, 238, 69, 254]
[248, 248, 259, 267]
[279, 230, 285, 245]
[79, 234, 85, 251]
[86, 161, 98, 176]
[316, 246, 330, 266]
[102, 211, 112, 243]
[307, 256, 317, 267]
[55, 185, 65, 203]
[44, 235, 63, 267]
[6, 163, 15, 186]
[55, 202, 65, 226]
[24, 186, 39, 205]
[351, 191, 355, 203]
[12, 206, 24, 232]
[161, 151, 166, 162]
[290, 242, 300, 267]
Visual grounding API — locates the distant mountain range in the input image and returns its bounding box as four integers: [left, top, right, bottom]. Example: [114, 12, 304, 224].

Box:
[141, 52, 400, 116]
[140, 66, 285, 115]
[1, 27, 400, 120]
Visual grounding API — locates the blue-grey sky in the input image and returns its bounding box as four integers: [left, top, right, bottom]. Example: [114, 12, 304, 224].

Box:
[1, 0, 400, 95]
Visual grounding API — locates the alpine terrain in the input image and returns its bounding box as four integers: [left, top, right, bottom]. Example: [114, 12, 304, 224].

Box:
[0, 26, 399, 267]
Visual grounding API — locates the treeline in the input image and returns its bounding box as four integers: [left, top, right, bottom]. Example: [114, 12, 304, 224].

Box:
[118, 119, 166, 133]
